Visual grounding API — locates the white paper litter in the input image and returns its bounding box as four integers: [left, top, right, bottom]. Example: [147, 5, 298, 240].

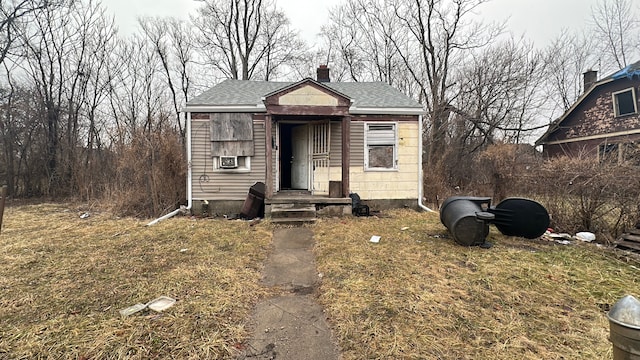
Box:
[370, 235, 381, 243]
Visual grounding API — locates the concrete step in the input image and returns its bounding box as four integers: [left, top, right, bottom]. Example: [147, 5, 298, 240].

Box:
[270, 204, 316, 219]
[269, 203, 316, 225]
[270, 217, 317, 225]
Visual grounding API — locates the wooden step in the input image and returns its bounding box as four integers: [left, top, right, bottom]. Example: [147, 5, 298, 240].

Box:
[615, 240, 640, 252]
[620, 233, 640, 243]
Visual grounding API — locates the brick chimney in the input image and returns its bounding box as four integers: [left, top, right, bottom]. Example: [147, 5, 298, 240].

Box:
[317, 65, 330, 82]
[583, 69, 597, 92]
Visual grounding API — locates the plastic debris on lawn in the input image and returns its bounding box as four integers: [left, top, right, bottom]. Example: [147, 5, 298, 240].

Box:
[370, 235, 381, 243]
[575, 232, 596, 242]
[543, 229, 597, 244]
[119, 296, 176, 317]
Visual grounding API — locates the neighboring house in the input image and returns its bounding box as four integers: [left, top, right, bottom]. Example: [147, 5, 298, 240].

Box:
[536, 60, 640, 162]
[182, 66, 427, 216]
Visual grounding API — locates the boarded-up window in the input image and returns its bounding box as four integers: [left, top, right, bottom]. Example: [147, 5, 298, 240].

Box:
[211, 113, 254, 156]
[365, 123, 397, 170]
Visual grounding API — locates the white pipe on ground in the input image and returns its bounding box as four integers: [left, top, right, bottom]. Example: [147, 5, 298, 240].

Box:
[417, 113, 435, 212]
[146, 208, 183, 226]
[146, 111, 194, 226]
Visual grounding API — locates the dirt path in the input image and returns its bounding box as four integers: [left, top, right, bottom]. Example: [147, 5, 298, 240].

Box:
[237, 228, 339, 360]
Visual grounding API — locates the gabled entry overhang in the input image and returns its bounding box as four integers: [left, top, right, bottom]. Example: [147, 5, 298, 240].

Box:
[262, 78, 352, 199]
[262, 78, 352, 115]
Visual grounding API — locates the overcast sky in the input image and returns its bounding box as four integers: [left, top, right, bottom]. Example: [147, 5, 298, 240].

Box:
[101, 0, 601, 48]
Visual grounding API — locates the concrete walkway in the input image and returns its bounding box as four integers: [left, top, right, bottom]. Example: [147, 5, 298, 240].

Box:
[237, 228, 339, 360]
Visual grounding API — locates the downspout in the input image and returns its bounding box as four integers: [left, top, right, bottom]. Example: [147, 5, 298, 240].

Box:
[418, 113, 435, 212]
[146, 111, 193, 226]
[186, 110, 193, 211]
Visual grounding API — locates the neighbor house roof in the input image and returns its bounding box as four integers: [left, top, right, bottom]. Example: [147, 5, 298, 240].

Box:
[185, 78, 424, 115]
[535, 60, 640, 146]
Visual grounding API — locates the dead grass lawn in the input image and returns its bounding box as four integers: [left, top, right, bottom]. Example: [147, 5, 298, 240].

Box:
[313, 209, 640, 359]
[1, 205, 638, 359]
[0, 203, 274, 359]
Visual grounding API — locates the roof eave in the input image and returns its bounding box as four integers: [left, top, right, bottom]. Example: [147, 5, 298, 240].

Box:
[536, 77, 616, 145]
[349, 106, 425, 115]
[182, 104, 267, 113]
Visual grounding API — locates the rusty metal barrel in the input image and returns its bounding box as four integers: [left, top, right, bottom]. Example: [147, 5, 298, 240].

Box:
[240, 182, 266, 219]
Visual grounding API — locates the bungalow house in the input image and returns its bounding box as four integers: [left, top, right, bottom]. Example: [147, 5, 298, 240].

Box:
[536, 60, 640, 163]
[182, 66, 428, 218]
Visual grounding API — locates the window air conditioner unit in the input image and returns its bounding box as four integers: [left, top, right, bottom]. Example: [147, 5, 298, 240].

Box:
[220, 156, 238, 169]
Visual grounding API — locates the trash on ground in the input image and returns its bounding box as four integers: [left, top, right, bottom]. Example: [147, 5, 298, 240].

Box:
[370, 235, 381, 243]
[179, 248, 189, 253]
[542, 230, 572, 242]
[575, 232, 596, 242]
[79, 213, 90, 219]
[119, 303, 147, 317]
[119, 296, 177, 316]
[401, 227, 410, 231]
[147, 296, 176, 312]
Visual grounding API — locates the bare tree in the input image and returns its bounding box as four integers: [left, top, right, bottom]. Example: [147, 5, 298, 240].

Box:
[321, 0, 405, 84]
[453, 39, 547, 151]
[14, 0, 118, 195]
[543, 31, 596, 113]
[391, 0, 502, 167]
[0, 0, 56, 65]
[193, 0, 305, 80]
[590, 0, 640, 71]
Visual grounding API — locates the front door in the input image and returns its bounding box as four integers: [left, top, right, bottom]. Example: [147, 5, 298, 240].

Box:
[291, 125, 308, 189]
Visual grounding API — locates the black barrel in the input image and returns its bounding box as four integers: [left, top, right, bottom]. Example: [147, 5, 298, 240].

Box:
[440, 197, 494, 246]
[489, 198, 550, 239]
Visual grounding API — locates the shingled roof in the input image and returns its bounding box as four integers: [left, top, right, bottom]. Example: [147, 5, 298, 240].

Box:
[186, 78, 424, 114]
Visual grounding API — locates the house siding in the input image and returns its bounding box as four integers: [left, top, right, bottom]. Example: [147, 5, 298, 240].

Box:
[350, 122, 364, 164]
[543, 77, 640, 157]
[349, 121, 419, 200]
[191, 117, 266, 200]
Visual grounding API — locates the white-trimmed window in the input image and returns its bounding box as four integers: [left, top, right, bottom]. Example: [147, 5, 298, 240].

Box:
[365, 122, 398, 170]
[612, 87, 638, 117]
[213, 156, 251, 172]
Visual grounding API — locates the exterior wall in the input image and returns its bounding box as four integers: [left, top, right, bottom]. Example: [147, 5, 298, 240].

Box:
[348, 120, 419, 200]
[191, 112, 419, 203]
[543, 77, 640, 156]
[544, 134, 640, 159]
[190, 115, 266, 201]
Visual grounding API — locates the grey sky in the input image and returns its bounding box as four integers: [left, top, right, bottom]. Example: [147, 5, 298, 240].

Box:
[101, 0, 601, 48]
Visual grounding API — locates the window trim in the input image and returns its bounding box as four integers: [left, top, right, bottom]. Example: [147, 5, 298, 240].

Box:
[612, 87, 638, 117]
[212, 155, 251, 172]
[364, 122, 398, 171]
